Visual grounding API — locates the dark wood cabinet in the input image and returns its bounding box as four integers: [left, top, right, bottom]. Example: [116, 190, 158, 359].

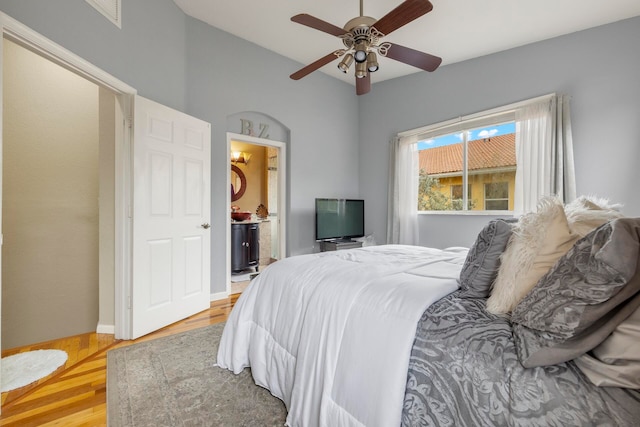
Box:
[231, 222, 259, 272]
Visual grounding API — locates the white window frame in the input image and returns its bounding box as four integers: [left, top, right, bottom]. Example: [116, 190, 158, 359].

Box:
[402, 93, 554, 215]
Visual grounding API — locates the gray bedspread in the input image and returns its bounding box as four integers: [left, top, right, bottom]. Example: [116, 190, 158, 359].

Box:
[402, 293, 640, 426]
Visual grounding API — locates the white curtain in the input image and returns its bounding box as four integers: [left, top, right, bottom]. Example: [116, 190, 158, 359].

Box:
[514, 94, 576, 214]
[387, 135, 419, 245]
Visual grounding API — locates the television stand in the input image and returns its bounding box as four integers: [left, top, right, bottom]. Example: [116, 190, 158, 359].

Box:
[319, 240, 363, 252]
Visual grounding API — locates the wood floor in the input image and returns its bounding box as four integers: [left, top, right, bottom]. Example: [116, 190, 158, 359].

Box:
[0, 294, 240, 426]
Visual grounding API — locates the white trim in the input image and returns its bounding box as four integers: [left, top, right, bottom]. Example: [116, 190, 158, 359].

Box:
[1, 15, 132, 94]
[0, 11, 136, 340]
[85, 0, 121, 29]
[115, 97, 133, 340]
[398, 93, 555, 139]
[96, 323, 115, 334]
[226, 132, 287, 297]
[418, 210, 517, 216]
[210, 291, 229, 302]
[0, 34, 4, 359]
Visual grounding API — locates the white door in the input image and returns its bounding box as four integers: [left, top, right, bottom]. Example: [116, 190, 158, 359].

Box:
[131, 95, 211, 339]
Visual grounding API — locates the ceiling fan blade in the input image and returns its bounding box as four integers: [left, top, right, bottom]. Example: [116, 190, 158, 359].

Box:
[356, 73, 371, 96]
[291, 14, 348, 37]
[384, 43, 442, 72]
[372, 0, 433, 36]
[290, 50, 345, 80]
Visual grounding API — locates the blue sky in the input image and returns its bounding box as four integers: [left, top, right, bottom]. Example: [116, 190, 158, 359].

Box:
[418, 122, 515, 150]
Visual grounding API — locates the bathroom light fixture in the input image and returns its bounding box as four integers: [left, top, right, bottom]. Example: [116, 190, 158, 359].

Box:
[231, 151, 252, 165]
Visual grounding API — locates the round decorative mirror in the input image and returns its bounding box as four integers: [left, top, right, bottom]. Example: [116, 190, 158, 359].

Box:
[231, 164, 247, 202]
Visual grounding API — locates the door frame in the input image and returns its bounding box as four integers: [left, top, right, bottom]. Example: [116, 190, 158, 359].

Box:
[0, 12, 136, 340]
[226, 132, 287, 294]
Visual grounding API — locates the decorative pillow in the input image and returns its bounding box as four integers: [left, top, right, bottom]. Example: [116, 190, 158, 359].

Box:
[564, 196, 624, 237]
[487, 197, 578, 314]
[574, 301, 640, 388]
[354, 234, 377, 247]
[511, 218, 640, 368]
[458, 219, 516, 298]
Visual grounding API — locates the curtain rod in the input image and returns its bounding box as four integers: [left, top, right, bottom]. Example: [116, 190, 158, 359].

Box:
[397, 93, 555, 138]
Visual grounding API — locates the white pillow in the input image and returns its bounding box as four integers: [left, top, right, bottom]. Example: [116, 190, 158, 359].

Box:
[487, 197, 578, 315]
[564, 196, 624, 237]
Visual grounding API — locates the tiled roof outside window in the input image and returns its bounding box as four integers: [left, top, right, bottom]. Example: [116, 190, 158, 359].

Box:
[419, 133, 516, 175]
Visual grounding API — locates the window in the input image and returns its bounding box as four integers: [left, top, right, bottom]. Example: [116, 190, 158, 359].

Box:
[389, 93, 571, 247]
[395, 93, 563, 215]
[450, 184, 473, 210]
[484, 182, 509, 210]
[417, 121, 516, 212]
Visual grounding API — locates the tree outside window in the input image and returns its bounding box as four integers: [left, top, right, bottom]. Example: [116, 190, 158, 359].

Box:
[418, 172, 451, 211]
[451, 184, 474, 210]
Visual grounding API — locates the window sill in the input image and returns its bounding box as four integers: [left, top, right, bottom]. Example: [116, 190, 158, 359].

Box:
[418, 210, 516, 216]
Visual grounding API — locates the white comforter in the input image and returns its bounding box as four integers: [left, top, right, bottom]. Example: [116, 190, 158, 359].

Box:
[217, 244, 468, 427]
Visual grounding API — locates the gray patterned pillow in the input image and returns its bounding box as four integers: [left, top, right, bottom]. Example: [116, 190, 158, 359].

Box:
[511, 218, 640, 368]
[458, 219, 515, 298]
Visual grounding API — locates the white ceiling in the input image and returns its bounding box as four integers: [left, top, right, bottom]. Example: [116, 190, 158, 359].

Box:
[173, 0, 640, 85]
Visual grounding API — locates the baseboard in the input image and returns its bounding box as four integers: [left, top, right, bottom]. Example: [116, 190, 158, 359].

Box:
[210, 291, 228, 301]
[96, 322, 115, 334]
[97, 294, 227, 335]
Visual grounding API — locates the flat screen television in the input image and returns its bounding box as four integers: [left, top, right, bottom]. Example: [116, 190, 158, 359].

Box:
[315, 198, 365, 241]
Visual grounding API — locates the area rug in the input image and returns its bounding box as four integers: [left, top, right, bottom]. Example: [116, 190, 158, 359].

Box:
[107, 322, 287, 426]
[1, 349, 68, 392]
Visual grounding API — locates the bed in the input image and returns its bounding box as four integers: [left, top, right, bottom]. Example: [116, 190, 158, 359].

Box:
[217, 197, 640, 426]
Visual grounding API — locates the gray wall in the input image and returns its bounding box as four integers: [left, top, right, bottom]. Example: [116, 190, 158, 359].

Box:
[2, 1, 638, 295]
[183, 18, 359, 285]
[0, 0, 189, 111]
[359, 16, 640, 249]
[0, 0, 360, 296]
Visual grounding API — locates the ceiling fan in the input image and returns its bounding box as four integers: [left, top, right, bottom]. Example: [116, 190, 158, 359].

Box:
[290, 0, 442, 95]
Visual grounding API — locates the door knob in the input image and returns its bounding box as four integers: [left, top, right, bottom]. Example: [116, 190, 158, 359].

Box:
[201, 223, 211, 229]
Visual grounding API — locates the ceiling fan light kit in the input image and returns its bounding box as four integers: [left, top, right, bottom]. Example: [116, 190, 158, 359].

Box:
[290, 0, 442, 95]
[338, 53, 355, 73]
[353, 40, 369, 63]
[355, 61, 368, 78]
[366, 51, 379, 72]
